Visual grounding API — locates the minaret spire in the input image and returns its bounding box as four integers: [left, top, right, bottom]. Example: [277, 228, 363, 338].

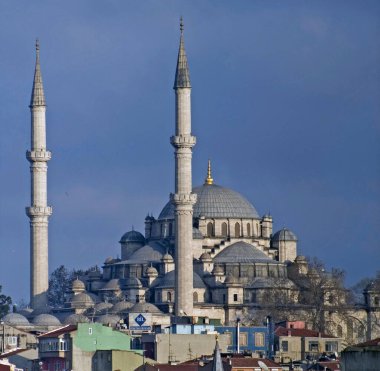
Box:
[26, 40, 52, 310]
[174, 17, 191, 89]
[205, 159, 214, 185]
[171, 17, 196, 316]
[30, 39, 46, 107]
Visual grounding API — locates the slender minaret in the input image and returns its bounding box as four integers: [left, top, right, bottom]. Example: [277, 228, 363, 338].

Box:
[171, 18, 197, 316]
[26, 40, 52, 309]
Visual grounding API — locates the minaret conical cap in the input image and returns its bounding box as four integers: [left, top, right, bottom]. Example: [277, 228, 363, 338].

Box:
[174, 17, 191, 89]
[30, 39, 46, 107]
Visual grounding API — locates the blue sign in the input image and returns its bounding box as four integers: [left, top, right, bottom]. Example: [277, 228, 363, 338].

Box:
[134, 313, 146, 327]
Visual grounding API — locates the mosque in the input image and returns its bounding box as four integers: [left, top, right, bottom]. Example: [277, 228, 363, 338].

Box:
[11, 20, 378, 345]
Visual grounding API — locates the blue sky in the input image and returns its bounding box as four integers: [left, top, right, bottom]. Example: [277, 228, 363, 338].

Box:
[0, 1, 379, 303]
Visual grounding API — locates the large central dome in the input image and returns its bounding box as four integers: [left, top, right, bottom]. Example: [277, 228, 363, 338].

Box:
[159, 184, 259, 220]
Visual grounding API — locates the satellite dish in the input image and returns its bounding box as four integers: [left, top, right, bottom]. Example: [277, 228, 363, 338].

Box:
[258, 360, 269, 371]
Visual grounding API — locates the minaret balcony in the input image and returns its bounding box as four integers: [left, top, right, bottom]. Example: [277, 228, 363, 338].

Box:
[170, 135, 196, 148]
[170, 193, 197, 206]
[26, 150, 52, 162]
[26, 206, 53, 217]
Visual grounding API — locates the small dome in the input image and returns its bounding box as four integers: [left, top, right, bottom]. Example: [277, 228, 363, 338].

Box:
[72, 279, 85, 291]
[224, 274, 239, 285]
[146, 266, 158, 276]
[96, 314, 121, 325]
[32, 314, 61, 326]
[63, 314, 90, 325]
[212, 265, 224, 275]
[272, 228, 298, 242]
[295, 255, 307, 262]
[110, 301, 134, 314]
[200, 252, 212, 261]
[123, 277, 143, 288]
[100, 279, 120, 291]
[130, 302, 162, 314]
[2, 313, 30, 326]
[119, 230, 145, 244]
[71, 292, 96, 306]
[162, 252, 174, 262]
[104, 257, 114, 264]
[129, 244, 165, 263]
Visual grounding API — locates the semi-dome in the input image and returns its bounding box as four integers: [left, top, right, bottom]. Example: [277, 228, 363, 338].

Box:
[71, 292, 98, 306]
[154, 270, 206, 289]
[99, 279, 120, 291]
[123, 277, 143, 288]
[272, 228, 298, 242]
[128, 243, 165, 263]
[214, 241, 274, 263]
[159, 184, 259, 220]
[130, 302, 162, 314]
[2, 313, 30, 326]
[94, 302, 113, 313]
[119, 230, 145, 244]
[32, 314, 61, 326]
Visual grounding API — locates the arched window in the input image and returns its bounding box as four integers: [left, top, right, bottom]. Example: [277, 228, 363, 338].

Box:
[247, 223, 251, 237]
[193, 292, 198, 303]
[169, 223, 173, 236]
[207, 222, 214, 237]
[337, 325, 343, 337]
[221, 222, 228, 237]
[167, 291, 172, 302]
[251, 291, 257, 303]
[235, 222, 240, 237]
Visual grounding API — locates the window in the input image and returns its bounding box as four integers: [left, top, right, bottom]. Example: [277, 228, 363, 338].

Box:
[239, 332, 247, 346]
[207, 222, 215, 237]
[251, 291, 257, 303]
[254, 333, 265, 347]
[225, 332, 233, 345]
[281, 341, 288, 352]
[169, 223, 173, 236]
[309, 341, 319, 352]
[7, 336, 17, 346]
[234, 222, 240, 237]
[89, 327, 93, 335]
[337, 325, 343, 337]
[246, 223, 251, 237]
[325, 341, 338, 352]
[193, 292, 198, 303]
[233, 294, 238, 302]
[221, 222, 228, 237]
[347, 319, 353, 340]
[375, 297, 379, 305]
[167, 291, 172, 302]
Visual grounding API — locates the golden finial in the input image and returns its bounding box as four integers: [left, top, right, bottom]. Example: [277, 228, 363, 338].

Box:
[205, 159, 214, 185]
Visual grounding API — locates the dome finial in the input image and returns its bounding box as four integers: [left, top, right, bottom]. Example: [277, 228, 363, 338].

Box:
[205, 159, 214, 185]
[180, 16, 184, 34]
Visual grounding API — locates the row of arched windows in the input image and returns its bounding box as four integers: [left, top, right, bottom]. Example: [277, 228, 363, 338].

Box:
[163, 291, 200, 303]
[206, 221, 253, 238]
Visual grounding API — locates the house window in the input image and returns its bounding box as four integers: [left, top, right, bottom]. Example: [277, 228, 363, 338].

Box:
[233, 294, 238, 302]
[88, 327, 93, 335]
[221, 222, 228, 237]
[239, 332, 248, 346]
[325, 341, 338, 352]
[281, 341, 288, 352]
[225, 332, 233, 345]
[254, 333, 265, 347]
[309, 342, 319, 352]
[235, 222, 240, 237]
[7, 336, 17, 346]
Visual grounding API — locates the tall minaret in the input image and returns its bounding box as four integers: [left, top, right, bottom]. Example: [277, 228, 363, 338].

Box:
[171, 18, 197, 316]
[26, 40, 52, 310]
